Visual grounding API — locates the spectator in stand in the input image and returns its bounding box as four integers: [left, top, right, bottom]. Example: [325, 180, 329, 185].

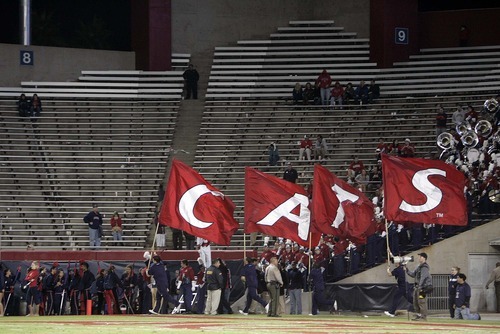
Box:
[313, 82, 322, 105]
[400, 138, 415, 158]
[376, 138, 388, 157]
[452, 105, 466, 127]
[344, 82, 355, 104]
[183, 64, 200, 100]
[292, 83, 303, 105]
[313, 135, 328, 161]
[30, 94, 42, 118]
[299, 135, 313, 161]
[330, 81, 344, 108]
[459, 25, 470, 47]
[83, 204, 103, 249]
[368, 80, 380, 103]
[17, 93, 31, 117]
[388, 139, 402, 156]
[110, 211, 123, 243]
[454, 273, 481, 320]
[171, 228, 183, 250]
[302, 82, 315, 105]
[436, 105, 448, 138]
[465, 105, 478, 126]
[355, 169, 370, 193]
[183, 231, 196, 250]
[315, 69, 332, 106]
[268, 142, 280, 166]
[283, 162, 298, 184]
[354, 80, 369, 105]
[369, 165, 382, 192]
[347, 155, 364, 179]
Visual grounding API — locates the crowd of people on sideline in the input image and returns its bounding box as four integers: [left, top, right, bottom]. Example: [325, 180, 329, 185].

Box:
[1, 243, 494, 318]
[291, 69, 380, 107]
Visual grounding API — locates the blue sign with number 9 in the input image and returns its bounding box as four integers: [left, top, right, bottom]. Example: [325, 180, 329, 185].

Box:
[395, 28, 409, 45]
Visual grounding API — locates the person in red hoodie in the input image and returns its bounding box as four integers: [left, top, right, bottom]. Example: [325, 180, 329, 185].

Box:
[25, 261, 41, 316]
[315, 69, 332, 106]
[330, 81, 344, 108]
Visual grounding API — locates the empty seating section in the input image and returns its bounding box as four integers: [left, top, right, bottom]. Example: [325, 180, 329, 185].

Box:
[196, 20, 498, 249]
[0, 55, 188, 249]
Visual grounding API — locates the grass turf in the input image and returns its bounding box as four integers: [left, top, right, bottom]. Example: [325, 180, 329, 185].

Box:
[1, 314, 500, 334]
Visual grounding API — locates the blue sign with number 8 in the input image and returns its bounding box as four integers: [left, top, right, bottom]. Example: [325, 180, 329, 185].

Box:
[20, 50, 34, 65]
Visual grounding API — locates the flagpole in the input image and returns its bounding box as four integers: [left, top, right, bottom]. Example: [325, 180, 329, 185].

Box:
[308, 232, 313, 315]
[243, 232, 247, 260]
[147, 221, 161, 269]
[385, 219, 392, 269]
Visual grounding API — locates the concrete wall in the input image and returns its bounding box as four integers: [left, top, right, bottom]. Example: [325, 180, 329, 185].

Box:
[338, 218, 500, 311]
[0, 43, 135, 86]
[171, 0, 370, 59]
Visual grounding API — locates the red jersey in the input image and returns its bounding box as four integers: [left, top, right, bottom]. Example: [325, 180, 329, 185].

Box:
[349, 160, 364, 173]
[295, 252, 309, 267]
[179, 266, 195, 283]
[313, 253, 327, 267]
[261, 250, 276, 263]
[25, 269, 40, 288]
[280, 250, 295, 265]
[300, 139, 313, 149]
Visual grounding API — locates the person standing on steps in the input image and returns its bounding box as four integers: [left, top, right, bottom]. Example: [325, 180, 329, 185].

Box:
[183, 63, 200, 100]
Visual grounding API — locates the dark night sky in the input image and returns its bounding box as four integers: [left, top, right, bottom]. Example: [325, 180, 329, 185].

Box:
[0, 0, 131, 51]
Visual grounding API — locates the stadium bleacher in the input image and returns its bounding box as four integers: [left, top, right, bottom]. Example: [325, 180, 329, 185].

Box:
[0, 55, 188, 249]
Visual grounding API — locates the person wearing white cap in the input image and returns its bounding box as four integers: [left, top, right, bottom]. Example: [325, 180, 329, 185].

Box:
[401, 138, 415, 158]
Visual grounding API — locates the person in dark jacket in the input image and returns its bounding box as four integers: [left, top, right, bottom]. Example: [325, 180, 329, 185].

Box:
[121, 264, 138, 314]
[217, 258, 233, 314]
[454, 273, 481, 320]
[104, 265, 122, 315]
[287, 262, 303, 314]
[405, 252, 431, 321]
[43, 266, 58, 315]
[53, 269, 67, 315]
[95, 269, 106, 315]
[384, 262, 409, 317]
[448, 266, 460, 318]
[183, 64, 200, 99]
[239, 257, 269, 315]
[309, 263, 333, 315]
[205, 259, 223, 315]
[78, 262, 95, 315]
[83, 205, 103, 249]
[17, 93, 31, 117]
[147, 255, 179, 315]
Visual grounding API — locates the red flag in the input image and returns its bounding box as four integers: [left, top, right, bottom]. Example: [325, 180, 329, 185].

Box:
[382, 154, 468, 226]
[312, 164, 375, 240]
[159, 159, 239, 245]
[244, 167, 320, 247]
